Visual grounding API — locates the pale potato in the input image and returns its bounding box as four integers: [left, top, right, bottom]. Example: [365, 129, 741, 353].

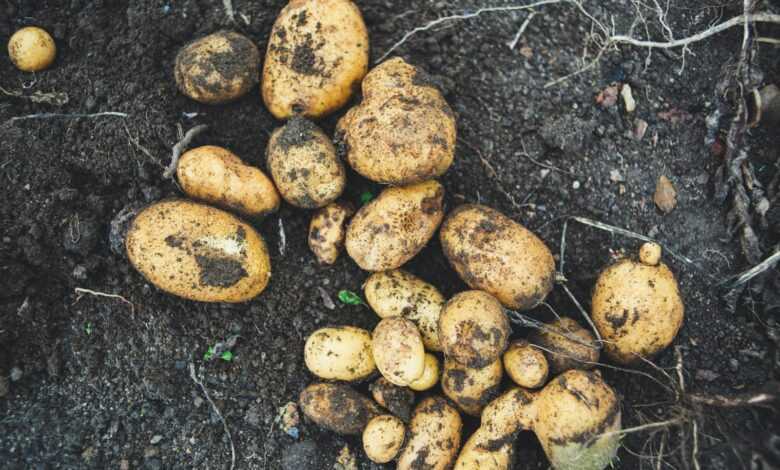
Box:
[408, 353, 440, 392]
[8, 26, 56, 72]
[363, 415, 406, 464]
[439, 291, 510, 368]
[299, 382, 382, 435]
[397, 397, 463, 470]
[529, 317, 599, 374]
[308, 201, 354, 265]
[503, 340, 549, 389]
[442, 357, 503, 416]
[370, 377, 415, 422]
[372, 317, 425, 386]
[639, 241, 662, 266]
[304, 326, 375, 381]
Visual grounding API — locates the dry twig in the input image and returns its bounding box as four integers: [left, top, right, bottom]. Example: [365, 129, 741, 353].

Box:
[163, 124, 208, 179]
[73, 287, 135, 315]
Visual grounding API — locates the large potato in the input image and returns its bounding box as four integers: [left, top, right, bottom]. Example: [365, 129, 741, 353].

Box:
[364, 269, 444, 351]
[267, 117, 346, 209]
[442, 357, 503, 416]
[177, 145, 280, 218]
[8, 26, 56, 72]
[529, 317, 599, 374]
[125, 200, 270, 302]
[304, 326, 375, 381]
[503, 339, 549, 389]
[440, 204, 555, 310]
[439, 291, 510, 368]
[363, 415, 406, 464]
[372, 317, 425, 386]
[337, 57, 456, 185]
[262, 0, 368, 119]
[397, 397, 463, 470]
[308, 201, 354, 265]
[345, 180, 444, 271]
[299, 383, 381, 435]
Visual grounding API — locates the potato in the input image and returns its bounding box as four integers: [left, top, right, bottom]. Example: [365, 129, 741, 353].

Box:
[8, 26, 56, 72]
[304, 326, 375, 381]
[299, 382, 382, 435]
[529, 317, 599, 374]
[174, 30, 260, 104]
[125, 200, 270, 302]
[440, 204, 555, 310]
[439, 291, 510, 368]
[176, 145, 280, 218]
[346, 180, 444, 271]
[262, 0, 368, 119]
[397, 397, 463, 470]
[308, 201, 354, 264]
[364, 269, 444, 351]
[639, 241, 662, 266]
[363, 415, 406, 464]
[503, 339, 549, 389]
[592, 245, 684, 364]
[409, 353, 440, 392]
[372, 317, 425, 386]
[267, 117, 346, 209]
[336, 57, 456, 185]
[442, 357, 503, 416]
[370, 377, 415, 422]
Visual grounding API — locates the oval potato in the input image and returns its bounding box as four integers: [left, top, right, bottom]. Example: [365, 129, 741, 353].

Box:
[372, 317, 425, 386]
[409, 353, 440, 392]
[370, 377, 415, 422]
[397, 397, 463, 470]
[439, 291, 510, 368]
[503, 339, 549, 389]
[308, 201, 354, 265]
[529, 317, 599, 374]
[442, 357, 503, 416]
[8, 26, 56, 72]
[363, 415, 406, 464]
[304, 326, 375, 381]
[299, 382, 381, 435]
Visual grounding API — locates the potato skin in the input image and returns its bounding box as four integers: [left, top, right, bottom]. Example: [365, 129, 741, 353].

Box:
[262, 0, 368, 119]
[299, 383, 381, 435]
[308, 201, 354, 265]
[304, 326, 375, 381]
[439, 291, 510, 369]
[267, 117, 346, 209]
[337, 57, 456, 185]
[177, 146, 280, 217]
[440, 204, 555, 310]
[363, 415, 406, 464]
[397, 397, 463, 470]
[370, 377, 415, 422]
[409, 353, 441, 392]
[442, 357, 503, 416]
[8, 27, 56, 72]
[529, 317, 599, 374]
[175, 30, 259, 104]
[503, 339, 549, 389]
[125, 200, 271, 302]
[372, 317, 425, 386]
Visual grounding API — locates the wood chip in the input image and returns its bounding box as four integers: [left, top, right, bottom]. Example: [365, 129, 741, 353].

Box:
[654, 175, 677, 213]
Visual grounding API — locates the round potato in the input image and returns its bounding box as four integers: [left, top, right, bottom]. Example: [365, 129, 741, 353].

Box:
[363, 415, 406, 464]
[439, 291, 510, 368]
[442, 357, 503, 416]
[503, 340, 549, 389]
[529, 317, 599, 374]
[262, 0, 368, 119]
[364, 269, 444, 351]
[372, 317, 425, 386]
[8, 26, 56, 72]
[370, 377, 415, 422]
[177, 145, 280, 218]
[336, 57, 456, 185]
[299, 382, 381, 435]
[346, 180, 444, 271]
[409, 353, 440, 392]
[125, 200, 270, 302]
[304, 326, 375, 381]
[639, 241, 662, 266]
[440, 204, 555, 310]
[308, 201, 354, 265]
[174, 30, 260, 104]
[397, 397, 463, 470]
[267, 117, 346, 209]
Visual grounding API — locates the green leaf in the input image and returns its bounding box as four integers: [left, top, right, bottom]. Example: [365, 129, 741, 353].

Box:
[220, 351, 233, 361]
[360, 191, 374, 205]
[84, 322, 93, 335]
[204, 346, 215, 361]
[338, 290, 364, 306]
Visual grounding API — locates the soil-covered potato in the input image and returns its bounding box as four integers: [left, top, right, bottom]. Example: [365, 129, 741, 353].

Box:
[364, 269, 444, 351]
[304, 326, 375, 381]
[337, 57, 456, 185]
[503, 340, 549, 389]
[176, 145, 280, 217]
[299, 382, 382, 435]
[8, 26, 56, 72]
[440, 204, 555, 310]
[529, 317, 599, 374]
[408, 353, 440, 392]
[267, 117, 346, 209]
[363, 415, 406, 464]
[125, 200, 271, 302]
[439, 291, 510, 368]
[397, 397, 463, 470]
[308, 201, 354, 264]
[372, 317, 425, 386]
[442, 357, 503, 416]
[174, 30, 260, 104]
[370, 377, 415, 422]
[346, 180, 444, 271]
[262, 0, 368, 119]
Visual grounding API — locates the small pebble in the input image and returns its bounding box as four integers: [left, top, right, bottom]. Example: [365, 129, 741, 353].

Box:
[10, 367, 23, 382]
[150, 435, 163, 445]
[572, 181, 581, 189]
[654, 175, 677, 213]
[621, 84, 636, 113]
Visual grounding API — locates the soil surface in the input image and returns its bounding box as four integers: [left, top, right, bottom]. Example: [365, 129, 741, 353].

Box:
[1, 1, 779, 469]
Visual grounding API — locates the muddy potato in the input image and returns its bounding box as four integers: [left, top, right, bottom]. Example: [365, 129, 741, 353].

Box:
[397, 397, 463, 470]
[409, 353, 440, 392]
[262, 0, 368, 119]
[372, 317, 425, 386]
[346, 180, 444, 271]
[442, 357, 503, 416]
[337, 57, 456, 185]
[174, 30, 259, 104]
[503, 340, 549, 389]
[363, 415, 406, 464]
[440, 204, 555, 310]
[304, 326, 375, 381]
[439, 291, 510, 368]
[308, 201, 354, 265]
[370, 377, 415, 422]
[267, 117, 346, 209]
[529, 317, 599, 374]
[299, 382, 381, 435]
[364, 269, 444, 351]
[125, 200, 270, 302]
[8, 26, 56, 72]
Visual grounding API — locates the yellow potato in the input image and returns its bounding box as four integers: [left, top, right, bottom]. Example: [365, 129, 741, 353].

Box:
[397, 397, 463, 470]
[308, 201, 354, 265]
[440, 204, 555, 310]
[299, 382, 381, 435]
[8, 26, 56, 72]
[304, 326, 375, 381]
[442, 357, 503, 416]
[267, 117, 346, 209]
[438, 291, 510, 368]
[262, 0, 368, 119]
[503, 339, 549, 389]
[125, 200, 270, 302]
[372, 317, 425, 386]
[408, 353, 440, 392]
[370, 377, 415, 422]
[363, 415, 406, 464]
[176, 145, 280, 218]
[529, 317, 599, 374]
[345, 180, 444, 271]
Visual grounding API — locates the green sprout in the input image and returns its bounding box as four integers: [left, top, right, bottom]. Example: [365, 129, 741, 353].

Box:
[360, 191, 374, 205]
[84, 322, 93, 335]
[204, 347, 234, 362]
[338, 290, 365, 306]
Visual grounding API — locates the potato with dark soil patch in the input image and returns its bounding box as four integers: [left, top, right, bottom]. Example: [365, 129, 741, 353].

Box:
[503, 339, 549, 389]
[370, 377, 415, 422]
[397, 396, 463, 470]
[299, 382, 382, 435]
[308, 201, 354, 264]
[442, 357, 503, 416]
[529, 317, 599, 374]
[439, 290, 510, 368]
[363, 415, 406, 464]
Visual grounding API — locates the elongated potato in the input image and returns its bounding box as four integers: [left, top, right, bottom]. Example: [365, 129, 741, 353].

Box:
[304, 326, 375, 381]
[440, 204, 555, 310]
[372, 317, 425, 386]
[299, 383, 381, 435]
[125, 200, 271, 302]
[529, 317, 599, 374]
[397, 397, 463, 470]
[308, 201, 354, 265]
[503, 339, 549, 389]
[442, 357, 503, 416]
[370, 377, 415, 422]
[409, 353, 440, 392]
[363, 415, 406, 464]
[439, 291, 510, 368]
[262, 0, 368, 119]
[346, 180, 444, 271]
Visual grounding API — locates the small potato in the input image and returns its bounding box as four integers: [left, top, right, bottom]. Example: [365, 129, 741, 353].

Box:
[372, 317, 425, 386]
[262, 0, 368, 119]
[409, 353, 440, 392]
[364, 269, 444, 351]
[267, 117, 346, 209]
[174, 30, 260, 104]
[503, 340, 549, 389]
[370, 377, 415, 422]
[299, 382, 382, 435]
[639, 241, 662, 266]
[125, 200, 270, 302]
[304, 326, 375, 381]
[346, 180, 444, 271]
[529, 317, 599, 375]
[363, 415, 406, 464]
[8, 26, 56, 72]
[397, 397, 463, 470]
[177, 145, 280, 218]
[442, 357, 503, 416]
[308, 201, 354, 265]
[440, 204, 555, 310]
[439, 291, 510, 368]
